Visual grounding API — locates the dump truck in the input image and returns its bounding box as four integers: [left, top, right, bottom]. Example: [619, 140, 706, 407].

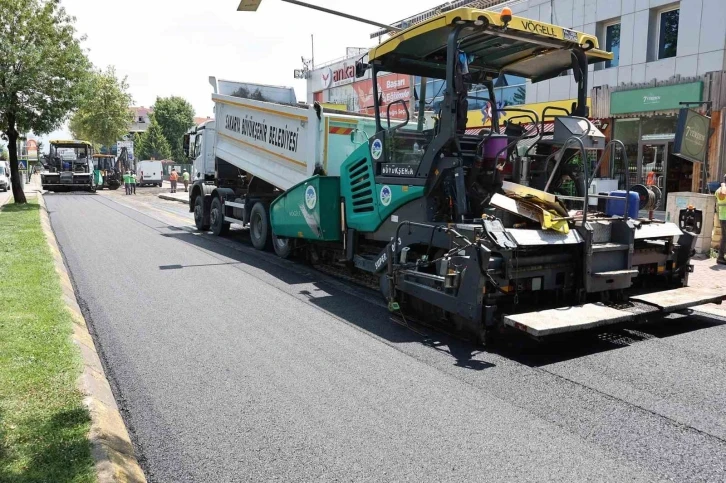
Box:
[187, 7, 725, 344]
[42, 140, 96, 192]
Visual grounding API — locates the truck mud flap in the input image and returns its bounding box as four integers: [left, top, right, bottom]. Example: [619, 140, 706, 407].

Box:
[504, 287, 726, 338]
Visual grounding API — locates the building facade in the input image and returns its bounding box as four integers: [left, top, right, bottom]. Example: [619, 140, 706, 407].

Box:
[129, 106, 153, 135]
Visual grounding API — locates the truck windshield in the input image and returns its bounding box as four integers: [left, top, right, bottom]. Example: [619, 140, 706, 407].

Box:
[0, 167, 5, 175]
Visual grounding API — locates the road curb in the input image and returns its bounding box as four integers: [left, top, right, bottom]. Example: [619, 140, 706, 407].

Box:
[37, 194, 147, 483]
[158, 193, 187, 204]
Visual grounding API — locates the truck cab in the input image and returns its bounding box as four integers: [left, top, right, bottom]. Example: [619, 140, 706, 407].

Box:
[185, 119, 216, 184]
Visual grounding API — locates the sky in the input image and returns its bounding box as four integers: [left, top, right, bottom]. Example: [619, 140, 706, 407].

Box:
[27, 0, 447, 150]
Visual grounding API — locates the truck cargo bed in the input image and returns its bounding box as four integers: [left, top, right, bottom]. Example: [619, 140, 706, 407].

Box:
[212, 93, 377, 191]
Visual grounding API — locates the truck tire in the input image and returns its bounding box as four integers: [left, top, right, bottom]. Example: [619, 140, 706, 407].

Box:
[194, 195, 210, 231]
[272, 234, 292, 259]
[250, 202, 271, 250]
[211, 197, 230, 236]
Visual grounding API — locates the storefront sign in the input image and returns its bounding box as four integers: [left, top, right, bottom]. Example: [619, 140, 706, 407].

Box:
[337, 73, 410, 119]
[610, 82, 702, 115]
[674, 108, 710, 163]
[319, 62, 357, 89]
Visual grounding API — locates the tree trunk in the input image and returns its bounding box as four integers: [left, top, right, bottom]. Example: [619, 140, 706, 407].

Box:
[6, 120, 27, 204]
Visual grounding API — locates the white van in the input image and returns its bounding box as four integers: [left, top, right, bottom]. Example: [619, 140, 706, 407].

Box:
[0, 161, 9, 192]
[136, 160, 163, 187]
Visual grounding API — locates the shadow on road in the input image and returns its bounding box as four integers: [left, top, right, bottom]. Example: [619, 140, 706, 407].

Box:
[43, 191, 99, 195]
[157, 225, 726, 369]
[497, 312, 726, 367]
[159, 228, 496, 371]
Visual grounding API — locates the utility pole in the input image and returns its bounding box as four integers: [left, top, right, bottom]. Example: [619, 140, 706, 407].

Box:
[311, 34, 315, 71]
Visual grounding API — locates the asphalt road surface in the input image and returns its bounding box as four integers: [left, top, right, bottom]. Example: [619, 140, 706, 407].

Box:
[45, 191, 726, 482]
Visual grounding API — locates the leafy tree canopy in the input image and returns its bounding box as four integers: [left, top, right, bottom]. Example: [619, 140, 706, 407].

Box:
[136, 117, 171, 161]
[0, 0, 91, 203]
[152, 96, 194, 162]
[69, 65, 133, 150]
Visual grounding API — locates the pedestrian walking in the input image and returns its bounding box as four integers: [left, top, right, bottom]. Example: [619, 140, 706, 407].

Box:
[131, 171, 137, 195]
[716, 174, 726, 265]
[182, 169, 190, 192]
[169, 168, 179, 193]
[123, 171, 131, 195]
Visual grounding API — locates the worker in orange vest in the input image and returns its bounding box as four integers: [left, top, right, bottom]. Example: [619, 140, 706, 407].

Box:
[169, 168, 179, 193]
[646, 170, 657, 186]
[715, 174, 726, 265]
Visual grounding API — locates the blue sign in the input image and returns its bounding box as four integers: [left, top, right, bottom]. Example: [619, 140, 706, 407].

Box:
[18, 161, 27, 170]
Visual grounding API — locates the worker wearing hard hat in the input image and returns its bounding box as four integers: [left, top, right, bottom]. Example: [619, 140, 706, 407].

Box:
[182, 169, 190, 192]
[715, 174, 726, 264]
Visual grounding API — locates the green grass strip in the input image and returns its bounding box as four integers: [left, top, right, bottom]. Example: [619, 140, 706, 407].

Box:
[0, 200, 95, 482]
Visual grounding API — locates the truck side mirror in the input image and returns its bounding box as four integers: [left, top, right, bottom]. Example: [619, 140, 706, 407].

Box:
[182, 134, 190, 158]
[355, 61, 368, 78]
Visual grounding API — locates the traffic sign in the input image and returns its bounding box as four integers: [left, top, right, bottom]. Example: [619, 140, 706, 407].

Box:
[18, 160, 27, 170]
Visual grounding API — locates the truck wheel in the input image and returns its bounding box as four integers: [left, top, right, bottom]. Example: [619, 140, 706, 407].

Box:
[250, 202, 271, 250]
[211, 197, 230, 236]
[194, 195, 210, 231]
[272, 234, 293, 258]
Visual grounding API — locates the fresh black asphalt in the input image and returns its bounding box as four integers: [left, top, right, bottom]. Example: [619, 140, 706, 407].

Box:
[45, 192, 726, 482]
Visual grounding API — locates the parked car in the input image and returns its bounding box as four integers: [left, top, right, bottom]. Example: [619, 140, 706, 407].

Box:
[0, 161, 9, 192]
[137, 160, 163, 187]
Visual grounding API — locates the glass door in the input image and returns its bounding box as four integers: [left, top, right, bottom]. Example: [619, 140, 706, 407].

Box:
[638, 142, 667, 189]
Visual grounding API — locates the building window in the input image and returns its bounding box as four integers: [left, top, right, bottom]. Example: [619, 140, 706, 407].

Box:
[657, 8, 679, 59]
[605, 23, 620, 68]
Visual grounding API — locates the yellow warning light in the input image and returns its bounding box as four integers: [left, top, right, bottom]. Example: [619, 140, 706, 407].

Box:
[500, 7, 513, 24]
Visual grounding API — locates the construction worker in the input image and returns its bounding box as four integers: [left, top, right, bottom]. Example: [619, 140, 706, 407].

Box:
[716, 174, 726, 265]
[182, 169, 190, 192]
[123, 171, 131, 195]
[169, 168, 179, 193]
[130, 171, 137, 195]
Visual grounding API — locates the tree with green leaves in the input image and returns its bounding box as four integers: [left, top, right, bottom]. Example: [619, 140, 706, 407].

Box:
[0, 0, 90, 203]
[152, 96, 195, 162]
[513, 86, 526, 105]
[69, 66, 133, 152]
[136, 117, 172, 161]
[0, 145, 8, 161]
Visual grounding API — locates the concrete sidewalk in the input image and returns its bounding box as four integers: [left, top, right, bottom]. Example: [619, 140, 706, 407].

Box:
[158, 190, 188, 204]
[685, 255, 726, 316]
[1, 176, 43, 208]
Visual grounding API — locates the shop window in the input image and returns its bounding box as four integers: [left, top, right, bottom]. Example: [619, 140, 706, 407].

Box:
[657, 8, 679, 59]
[641, 116, 677, 140]
[605, 23, 620, 68]
[612, 118, 640, 188]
